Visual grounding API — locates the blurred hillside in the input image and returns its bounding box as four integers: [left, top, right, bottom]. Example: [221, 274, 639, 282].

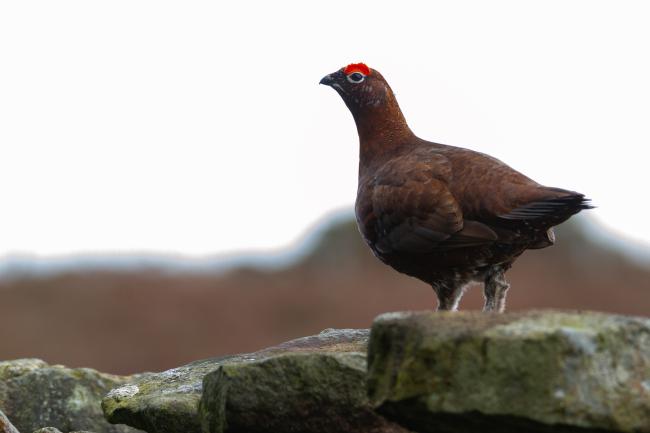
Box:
[0, 214, 648, 375]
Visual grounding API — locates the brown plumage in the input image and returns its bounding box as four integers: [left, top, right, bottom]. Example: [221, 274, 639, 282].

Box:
[320, 63, 592, 312]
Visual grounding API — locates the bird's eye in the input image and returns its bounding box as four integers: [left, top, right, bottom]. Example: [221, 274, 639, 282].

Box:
[347, 72, 365, 83]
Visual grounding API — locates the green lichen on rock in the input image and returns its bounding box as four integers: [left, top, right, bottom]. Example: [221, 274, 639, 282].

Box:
[102, 329, 370, 433]
[199, 351, 409, 433]
[367, 310, 650, 433]
[0, 359, 142, 433]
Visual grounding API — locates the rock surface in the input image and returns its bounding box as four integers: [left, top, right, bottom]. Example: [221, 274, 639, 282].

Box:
[32, 429, 95, 433]
[102, 329, 376, 433]
[200, 351, 410, 433]
[1, 409, 20, 433]
[368, 310, 650, 433]
[5, 310, 645, 433]
[0, 359, 142, 433]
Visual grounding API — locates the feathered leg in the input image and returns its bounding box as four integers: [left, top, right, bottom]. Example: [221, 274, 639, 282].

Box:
[483, 266, 510, 313]
[434, 283, 466, 311]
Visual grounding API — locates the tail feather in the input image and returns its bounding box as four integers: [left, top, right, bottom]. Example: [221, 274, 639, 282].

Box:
[499, 193, 594, 227]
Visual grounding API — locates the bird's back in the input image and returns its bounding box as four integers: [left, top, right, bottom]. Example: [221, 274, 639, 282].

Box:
[429, 141, 585, 221]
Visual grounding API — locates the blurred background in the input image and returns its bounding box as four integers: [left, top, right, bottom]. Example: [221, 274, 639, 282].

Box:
[0, 1, 648, 374]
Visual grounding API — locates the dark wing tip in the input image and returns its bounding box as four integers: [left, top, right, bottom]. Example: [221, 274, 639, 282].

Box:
[499, 193, 594, 225]
[579, 196, 596, 210]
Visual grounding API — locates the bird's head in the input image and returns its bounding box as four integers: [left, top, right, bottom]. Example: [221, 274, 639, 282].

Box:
[319, 63, 393, 114]
[320, 62, 412, 146]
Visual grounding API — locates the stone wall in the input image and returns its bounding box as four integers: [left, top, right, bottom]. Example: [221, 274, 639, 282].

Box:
[1, 311, 649, 433]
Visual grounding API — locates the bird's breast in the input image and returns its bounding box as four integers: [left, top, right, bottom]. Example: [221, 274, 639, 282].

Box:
[354, 180, 380, 249]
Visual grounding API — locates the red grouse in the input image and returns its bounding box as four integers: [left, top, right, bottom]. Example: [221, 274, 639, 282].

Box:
[320, 63, 592, 312]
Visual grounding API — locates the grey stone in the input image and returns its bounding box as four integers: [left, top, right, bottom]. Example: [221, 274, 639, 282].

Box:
[102, 329, 371, 433]
[1, 409, 20, 433]
[199, 351, 410, 433]
[0, 359, 142, 433]
[32, 429, 94, 433]
[367, 310, 650, 433]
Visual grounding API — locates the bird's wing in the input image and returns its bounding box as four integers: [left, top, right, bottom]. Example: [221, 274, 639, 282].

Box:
[370, 152, 497, 254]
[440, 147, 592, 228]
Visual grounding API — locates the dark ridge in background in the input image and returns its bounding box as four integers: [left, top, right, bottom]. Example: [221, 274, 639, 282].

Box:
[0, 214, 648, 374]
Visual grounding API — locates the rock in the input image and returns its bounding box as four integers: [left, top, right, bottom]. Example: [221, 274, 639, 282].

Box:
[32, 429, 94, 433]
[1, 409, 20, 433]
[367, 310, 650, 433]
[199, 351, 410, 433]
[0, 359, 142, 433]
[103, 329, 373, 433]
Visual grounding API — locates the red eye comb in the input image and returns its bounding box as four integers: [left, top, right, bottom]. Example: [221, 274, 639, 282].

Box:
[344, 63, 371, 76]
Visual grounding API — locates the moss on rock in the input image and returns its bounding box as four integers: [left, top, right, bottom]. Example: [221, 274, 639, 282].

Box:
[199, 352, 409, 433]
[367, 310, 650, 433]
[102, 329, 371, 433]
[0, 359, 141, 433]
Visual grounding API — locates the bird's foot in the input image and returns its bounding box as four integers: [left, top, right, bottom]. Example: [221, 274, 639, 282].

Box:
[483, 266, 510, 313]
[434, 283, 466, 311]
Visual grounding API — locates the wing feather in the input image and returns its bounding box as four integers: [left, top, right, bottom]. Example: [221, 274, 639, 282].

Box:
[370, 152, 497, 254]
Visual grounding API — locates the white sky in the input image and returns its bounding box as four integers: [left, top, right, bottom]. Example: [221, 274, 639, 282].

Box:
[1, 1, 649, 257]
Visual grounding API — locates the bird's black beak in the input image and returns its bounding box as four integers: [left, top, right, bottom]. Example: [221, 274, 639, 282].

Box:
[319, 74, 335, 86]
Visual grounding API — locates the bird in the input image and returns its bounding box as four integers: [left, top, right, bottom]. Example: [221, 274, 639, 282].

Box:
[320, 62, 592, 313]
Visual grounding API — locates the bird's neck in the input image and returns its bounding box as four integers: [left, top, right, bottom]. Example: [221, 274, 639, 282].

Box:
[352, 96, 415, 172]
